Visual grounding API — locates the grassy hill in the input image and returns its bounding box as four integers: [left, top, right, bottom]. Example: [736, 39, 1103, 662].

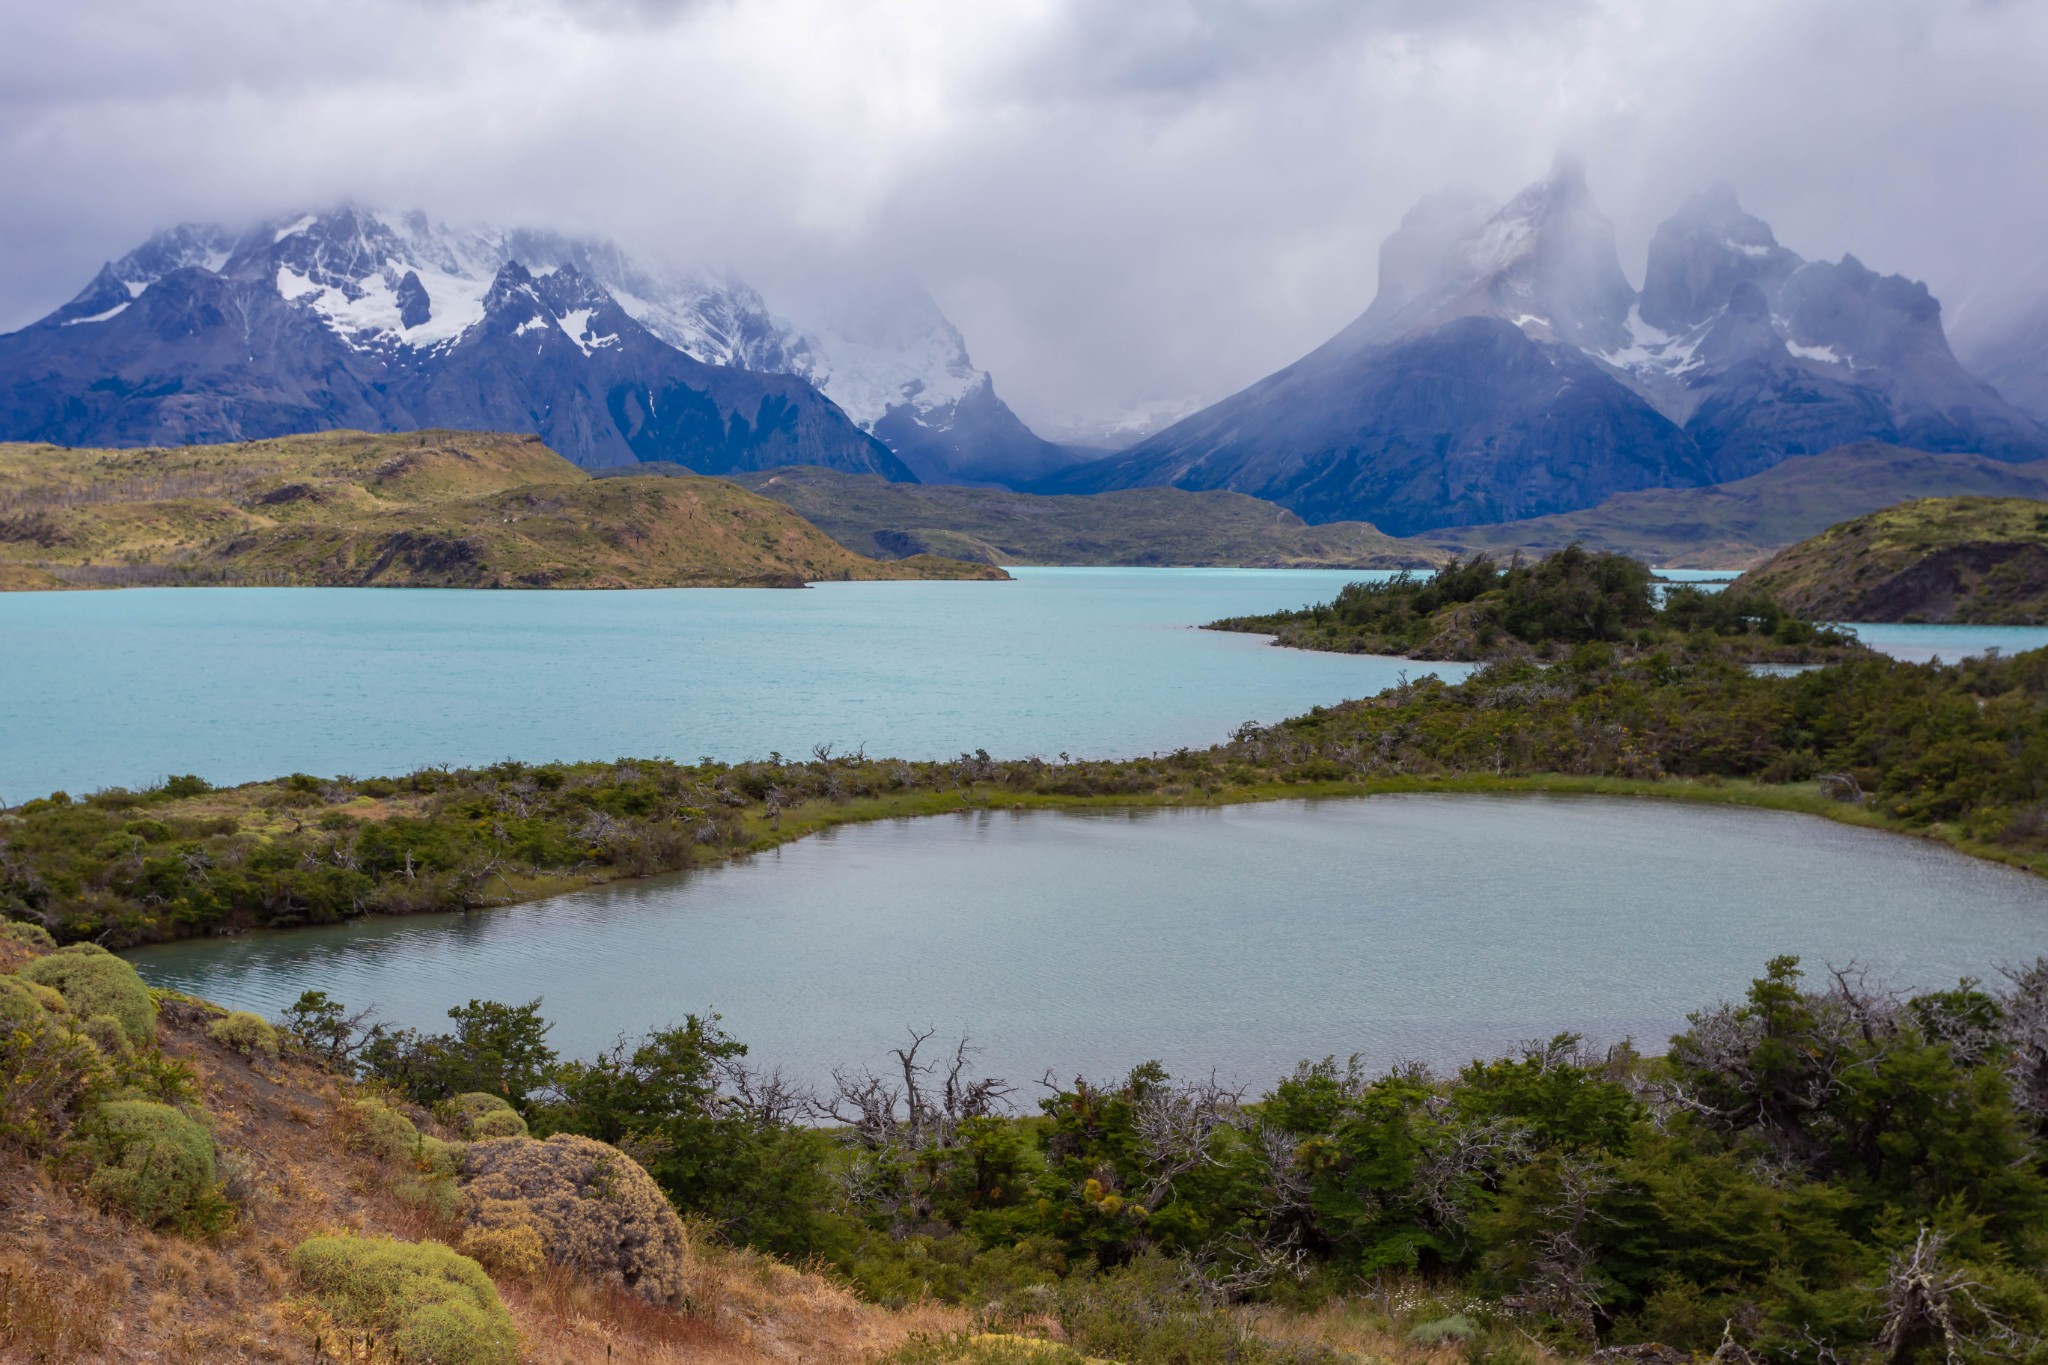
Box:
[706, 465, 1442, 567]
[0, 432, 1006, 590]
[1733, 495, 2048, 623]
[1425, 444, 2048, 568]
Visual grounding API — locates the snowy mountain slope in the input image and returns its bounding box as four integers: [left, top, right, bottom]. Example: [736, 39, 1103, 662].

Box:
[1049, 164, 2048, 532]
[4, 206, 1072, 486]
[0, 209, 909, 477]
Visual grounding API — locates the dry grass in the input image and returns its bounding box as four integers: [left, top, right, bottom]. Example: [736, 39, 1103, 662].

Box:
[0, 430, 1005, 591]
[0, 994, 971, 1362]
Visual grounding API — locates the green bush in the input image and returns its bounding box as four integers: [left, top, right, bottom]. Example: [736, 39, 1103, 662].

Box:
[73, 1099, 217, 1228]
[1, 920, 58, 951]
[342, 1097, 462, 1216]
[291, 1235, 518, 1365]
[0, 976, 111, 1148]
[440, 1091, 527, 1140]
[18, 945, 156, 1047]
[888, 1334, 1097, 1364]
[207, 1010, 280, 1061]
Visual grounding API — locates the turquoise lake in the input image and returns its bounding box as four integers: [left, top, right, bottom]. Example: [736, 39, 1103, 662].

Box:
[1, 568, 1446, 801]
[127, 794, 2048, 1090]
[5, 566, 2042, 802]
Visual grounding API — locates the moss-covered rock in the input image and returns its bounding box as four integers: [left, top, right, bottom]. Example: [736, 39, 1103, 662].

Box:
[18, 944, 156, 1047]
[74, 1099, 216, 1227]
[292, 1234, 518, 1365]
[207, 1010, 280, 1061]
[459, 1133, 689, 1306]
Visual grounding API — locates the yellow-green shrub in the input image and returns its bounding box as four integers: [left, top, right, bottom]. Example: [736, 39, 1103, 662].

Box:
[73, 1099, 217, 1228]
[459, 1133, 689, 1306]
[440, 1092, 528, 1140]
[1, 921, 57, 951]
[291, 1235, 518, 1365]
[18, 945, 156, 1047]
[0, 975, 110, 1149]
[456, 1222, 546, 1279]
[342, 1097, 463, 1216]
[207, 1010, 280, 1061]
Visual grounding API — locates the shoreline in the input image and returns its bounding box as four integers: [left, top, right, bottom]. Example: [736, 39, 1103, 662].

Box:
[107, 770, 2041, 955]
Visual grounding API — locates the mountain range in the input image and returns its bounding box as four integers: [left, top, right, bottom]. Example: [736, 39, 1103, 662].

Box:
[1043, 160, 2048, 535]
[0, 210, 1081, 487]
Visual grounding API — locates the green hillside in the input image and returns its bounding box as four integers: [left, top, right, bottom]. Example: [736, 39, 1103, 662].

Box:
[0, 432, 1005, 589]
[1733, 495, 2048, 623]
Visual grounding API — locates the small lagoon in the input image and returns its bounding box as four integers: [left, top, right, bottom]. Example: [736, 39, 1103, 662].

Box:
[128, 795, 2048, 1092]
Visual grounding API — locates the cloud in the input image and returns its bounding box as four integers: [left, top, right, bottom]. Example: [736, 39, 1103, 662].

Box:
[3, 0, 2045, 436]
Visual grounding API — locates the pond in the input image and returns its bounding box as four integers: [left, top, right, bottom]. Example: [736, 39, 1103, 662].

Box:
[127, 794, 2048, 1092]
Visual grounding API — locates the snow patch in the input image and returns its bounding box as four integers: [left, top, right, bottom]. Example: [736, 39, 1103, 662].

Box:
[62, 302, 130, 325]
[1788, 340, 1852, 367]
[556, 307, 617, 356]
[1600, 304, 1702, 375]
[515, 315, 549, 337]
[273, 214, 317, 243]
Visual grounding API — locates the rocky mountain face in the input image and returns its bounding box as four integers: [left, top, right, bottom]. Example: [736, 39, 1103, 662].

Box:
[0, 209, 1076, 485]
[0, 209, 909, 476]
[1047, 163, 2048, 534]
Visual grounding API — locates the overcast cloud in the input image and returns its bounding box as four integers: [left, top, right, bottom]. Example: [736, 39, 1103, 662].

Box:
[3, 0, 2044, 437]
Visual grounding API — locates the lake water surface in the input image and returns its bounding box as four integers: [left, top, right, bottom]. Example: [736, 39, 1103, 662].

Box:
[127, 795, 2048, 1091]
[0, 569, 1449, 801]
[6, 569, 2045, 803]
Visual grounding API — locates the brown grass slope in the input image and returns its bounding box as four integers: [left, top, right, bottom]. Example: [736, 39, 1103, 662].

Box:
[1424, 443, 2048, 569]
[0, 932, 1561, 1365]
[1732, 494, 2048, 624]
[717, 465, 1442, 568]
[0, 431, 1005, 589]
[0, 976, 963, 1362]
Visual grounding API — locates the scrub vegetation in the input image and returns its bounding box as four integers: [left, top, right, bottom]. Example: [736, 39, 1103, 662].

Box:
[1207, 544, 1863, 663]
[8, 898, 2048, 1361]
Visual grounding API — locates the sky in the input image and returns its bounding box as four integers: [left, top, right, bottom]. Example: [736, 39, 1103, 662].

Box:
[3, 0, 2045, 440]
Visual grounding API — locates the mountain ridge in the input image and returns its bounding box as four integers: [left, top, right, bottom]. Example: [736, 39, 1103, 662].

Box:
[1046, 163, 2048, 532]
[1, 208, 1081, 488]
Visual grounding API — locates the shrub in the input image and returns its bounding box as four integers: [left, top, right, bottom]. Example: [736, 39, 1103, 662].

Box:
[459, 1134, 690, 1306]
[456, 1222, 546, 1279]
[291, 1235, 518, 1365]
[440, 1091, 528, 1140]
[207, 1011, 280, 1061]
[889, 1335, 1097, 1364]
[74, 1013, 133, 1062]
[469, 1108, 527, 1139]
[18, 945, 156, 1047]
[0, 978, 111, 1149]
[1, 920, 57, 951]
[341, 1098, 463, 1216]
[73, 1099, 217, 1228]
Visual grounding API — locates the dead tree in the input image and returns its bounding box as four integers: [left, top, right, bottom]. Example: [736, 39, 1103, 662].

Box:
[1875, 1225, 2025, 1365]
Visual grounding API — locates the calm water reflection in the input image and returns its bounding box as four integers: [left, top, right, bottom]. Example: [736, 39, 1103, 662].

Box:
[128, 795, 2048, 1091]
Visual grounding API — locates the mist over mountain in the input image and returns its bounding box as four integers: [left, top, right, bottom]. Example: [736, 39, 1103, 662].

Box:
[1953, 272, 2048, 427]
[0, 208, 1079, 487]
[1045, 162, 2048, 535]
